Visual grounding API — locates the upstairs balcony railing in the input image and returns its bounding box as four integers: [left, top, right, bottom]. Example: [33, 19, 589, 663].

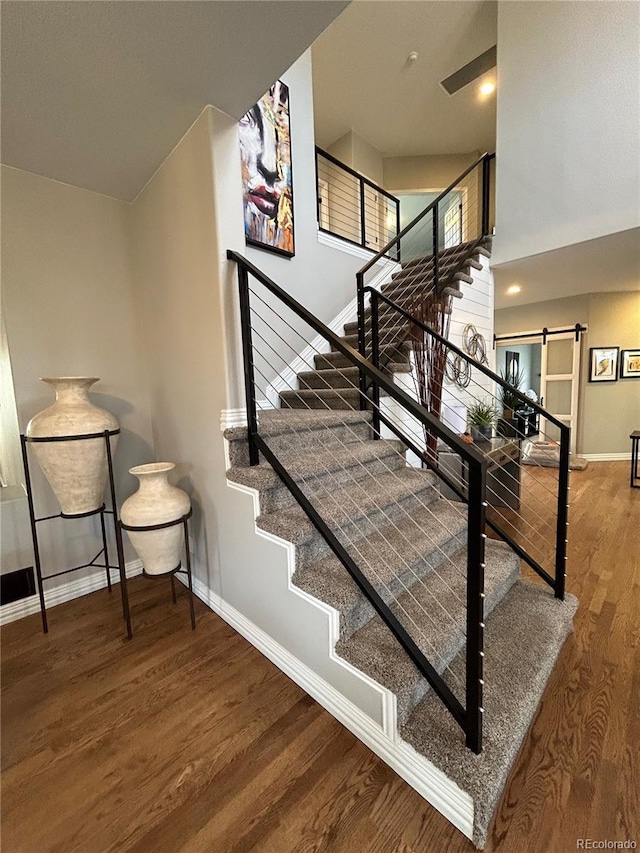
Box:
[315, 146, 400, 255]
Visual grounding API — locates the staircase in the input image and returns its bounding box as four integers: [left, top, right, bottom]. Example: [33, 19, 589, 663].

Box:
[224, 154, 575, 847]
[281, 237, 493, 411]
[225, 410, 576, 848]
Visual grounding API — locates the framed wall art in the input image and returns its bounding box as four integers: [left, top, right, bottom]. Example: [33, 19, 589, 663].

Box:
[588, 347, 619, 382]
[238, 80, 294, 258]
[620, 349, 640, 379]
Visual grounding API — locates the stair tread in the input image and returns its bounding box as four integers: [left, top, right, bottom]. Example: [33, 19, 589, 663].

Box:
[401, 580, 577, 848]
[226, 438, 405, 491]
[293, 497, 468, 633]
[256, 467, 437, 546]
[336, 539, 520, 716]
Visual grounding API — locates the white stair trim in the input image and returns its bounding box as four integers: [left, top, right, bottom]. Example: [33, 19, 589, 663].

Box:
[0, 559, 143, 626]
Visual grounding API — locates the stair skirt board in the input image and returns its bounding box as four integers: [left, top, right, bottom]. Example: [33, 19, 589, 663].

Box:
[223, 474, 475, 842]
[222, 455, 577, 849]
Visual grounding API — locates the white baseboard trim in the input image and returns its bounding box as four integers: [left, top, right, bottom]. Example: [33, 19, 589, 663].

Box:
[189, 568, 474, 841]
[0, 559, 143, 627]
[582, 453, 632, 461]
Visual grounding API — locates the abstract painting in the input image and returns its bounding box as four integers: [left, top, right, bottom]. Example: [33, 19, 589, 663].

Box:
[238, 80, 294, 257]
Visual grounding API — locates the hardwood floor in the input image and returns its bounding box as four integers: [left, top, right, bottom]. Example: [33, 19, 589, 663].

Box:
[2, 461, 638, 852]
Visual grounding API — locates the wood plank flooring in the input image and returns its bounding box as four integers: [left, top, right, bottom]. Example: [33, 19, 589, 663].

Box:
[2, 461, 638, 852]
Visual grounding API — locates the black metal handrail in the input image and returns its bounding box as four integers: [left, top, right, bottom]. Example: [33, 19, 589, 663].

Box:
[365, 286, 569, 602]
[227, 248, 488, 753]
[355, 152, 495, 402]
[315, 146, 400, 255]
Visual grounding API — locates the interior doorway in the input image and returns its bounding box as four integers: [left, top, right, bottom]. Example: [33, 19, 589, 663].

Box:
[496, 328, 584, 455]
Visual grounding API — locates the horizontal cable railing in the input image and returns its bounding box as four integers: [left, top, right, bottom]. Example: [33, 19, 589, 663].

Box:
[228, 249, 488, 753]
[316, 146, 400, 255]
[365, 286, 569, 601]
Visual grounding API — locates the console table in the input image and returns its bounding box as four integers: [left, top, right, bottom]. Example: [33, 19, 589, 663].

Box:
[438, 438, 521, 510]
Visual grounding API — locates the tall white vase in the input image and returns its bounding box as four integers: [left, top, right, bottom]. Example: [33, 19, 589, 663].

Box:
[26, 377, 119, 515]
[121, 463, 191, 576]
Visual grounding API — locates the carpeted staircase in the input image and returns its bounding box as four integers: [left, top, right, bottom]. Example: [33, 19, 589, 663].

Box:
[281, 237, 493, 411]
[225, 410, 577, 847]
[224, 241, 577, 847]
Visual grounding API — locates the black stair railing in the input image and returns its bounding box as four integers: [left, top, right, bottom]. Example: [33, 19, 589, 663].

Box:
[228, 249, 489, 753]
[315, 146, 400, 255]
[365, 286, 569, 603]
[355, 152, 495, 402]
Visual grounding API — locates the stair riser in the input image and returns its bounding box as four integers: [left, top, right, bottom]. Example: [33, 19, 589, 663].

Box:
[280, 390, 364, 410]
[340, 528, 468, 641]
[294, 483, 439, 570]
[315, 352, 410, 371]
[331, 335, 410, 355]
[298, 368, 359, 390]
[255, 451, 409, 515]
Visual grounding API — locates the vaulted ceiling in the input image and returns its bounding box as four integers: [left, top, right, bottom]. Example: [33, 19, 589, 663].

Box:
[312, 0, 497, 157]
[1, 0, 349, 201]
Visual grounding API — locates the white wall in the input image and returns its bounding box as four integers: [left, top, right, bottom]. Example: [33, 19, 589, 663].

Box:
[494, 1, 640, 265]
[1, 166, 155, 581]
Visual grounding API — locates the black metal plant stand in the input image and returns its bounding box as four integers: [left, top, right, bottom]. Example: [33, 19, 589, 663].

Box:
[20, 429, 132, 638]
[117, 508, 196, 631]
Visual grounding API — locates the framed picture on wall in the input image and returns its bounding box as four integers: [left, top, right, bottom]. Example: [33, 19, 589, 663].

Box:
[588, 347, 619, 382]
[238, 80, 295, 258]
[620, 349, 640, 379]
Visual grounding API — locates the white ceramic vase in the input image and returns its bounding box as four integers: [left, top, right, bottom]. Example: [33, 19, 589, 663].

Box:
[26, 377, 119, 515]
[121, 463, 190, 576]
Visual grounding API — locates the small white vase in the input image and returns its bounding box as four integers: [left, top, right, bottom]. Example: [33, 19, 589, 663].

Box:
[26, 377, 119, 515]
[121, 463, 191, 576]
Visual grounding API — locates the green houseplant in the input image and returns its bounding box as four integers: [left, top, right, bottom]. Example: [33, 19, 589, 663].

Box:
[467, 399, 497, 442]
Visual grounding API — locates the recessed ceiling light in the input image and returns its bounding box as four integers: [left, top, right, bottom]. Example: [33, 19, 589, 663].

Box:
[507, 284, 521, 295]
[479, 81, 496, 96]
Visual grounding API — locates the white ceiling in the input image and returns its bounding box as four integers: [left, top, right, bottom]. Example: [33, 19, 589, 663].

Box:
[0, 0, 349, 201]
[493, 228, 640, 310]
[312, 0, 497, 157]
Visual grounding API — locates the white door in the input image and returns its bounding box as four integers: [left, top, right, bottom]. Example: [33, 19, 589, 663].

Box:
[540, 333, 582, 455]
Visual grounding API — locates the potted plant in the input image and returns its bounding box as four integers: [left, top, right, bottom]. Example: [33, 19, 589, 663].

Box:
[467, 399, 497, 443]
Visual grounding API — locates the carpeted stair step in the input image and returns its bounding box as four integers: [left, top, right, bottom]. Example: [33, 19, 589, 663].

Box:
[336, 539, 520, 726]
[224, 410, 374, 466]
[226, 438, 407, 514]
[334, 326, 408, 352]
[256, 468, 439, 569]
[293, 497, 468, 640]
[400, 580, 577, 849]
[298, 366, 360, 390]
[280, 387, 364, 410]
[314, 350, 411, 371]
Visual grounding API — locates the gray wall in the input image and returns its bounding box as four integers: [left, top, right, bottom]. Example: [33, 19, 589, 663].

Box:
[1, 165, 155, 579]
[496, 291, 640, 455]
[494, 1, 640, 265]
